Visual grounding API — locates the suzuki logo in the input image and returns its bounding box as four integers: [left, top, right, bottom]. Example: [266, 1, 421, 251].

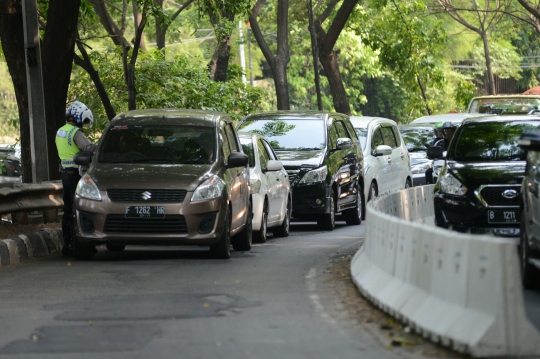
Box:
[141, 191, 152, 200]
[502, 189, 518, 199]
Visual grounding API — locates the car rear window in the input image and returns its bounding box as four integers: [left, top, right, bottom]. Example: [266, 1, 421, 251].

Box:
[98, 124, 216, 164]
[469, 98, 540, 115]
[449, 120, 540, 162]
[238, 119, 325, 151]
[399, 126, 433, 152]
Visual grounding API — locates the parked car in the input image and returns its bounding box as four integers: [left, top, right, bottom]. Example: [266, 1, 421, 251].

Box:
[237, 111, 364, 230]
[0, 144, 22, 183]
[238, 132, 291, 243]
[467, 94, 540, 114]
[73, 109, 252, 260]
[398, 124, 435, 186]
[432, 115, 540, 237]
[349, 116, 412, 200]
[517, 130, 540, 288]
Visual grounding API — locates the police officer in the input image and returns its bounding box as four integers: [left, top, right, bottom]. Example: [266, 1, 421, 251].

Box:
[56, 101, 97, 256]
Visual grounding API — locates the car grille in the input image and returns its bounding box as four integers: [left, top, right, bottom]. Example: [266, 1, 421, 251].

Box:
[478, 186, 521, 207]
[104, 215, 188, 234]
[287, 170, 300, 183]
[107, 189, 187, 202]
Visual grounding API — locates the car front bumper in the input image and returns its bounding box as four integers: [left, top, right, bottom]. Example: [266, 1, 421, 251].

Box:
[290, 182, 330, 219]
[75, 191, 228, 246]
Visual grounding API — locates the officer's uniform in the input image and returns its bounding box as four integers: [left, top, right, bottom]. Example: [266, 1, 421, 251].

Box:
[56, 122, 96, 255]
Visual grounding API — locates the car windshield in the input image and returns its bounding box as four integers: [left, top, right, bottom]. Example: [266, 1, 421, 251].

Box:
[399, 126, 434, 152]
[354, 128, 367, 149]
[469, 97, 540, 115]
[449, 121, 540, 162]
[239, 137, 256, 167]
[238, 119, 325, 151]
[98, 124, 215, 164]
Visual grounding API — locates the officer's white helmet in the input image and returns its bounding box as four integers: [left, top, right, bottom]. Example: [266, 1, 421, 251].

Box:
[66, 101, 94, 128]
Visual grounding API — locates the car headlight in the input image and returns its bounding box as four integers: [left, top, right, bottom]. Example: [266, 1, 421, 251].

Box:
[191, 175, 225, 202]
[76, 174, 102, 201]
[439, 172, 468, 196]
[299, 166, 327, 184]
[411, 162, 431, 174]
[250, 178, 261, 194]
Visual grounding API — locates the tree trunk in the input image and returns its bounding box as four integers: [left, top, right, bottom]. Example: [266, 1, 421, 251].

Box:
[88, 0, 131, 48]
[319, 50, 350, 115]
[0, 0, 32, 183]
[307, 0, 322, 110]
[481, 33, 496, 95]
[416, 75, 432, 115]
[42, 0, 82, 180]
[74, 40, 116, 120]
[132, 0, 146, 51]
[208, 10, 234, 82]
[273, 56, 290, 110]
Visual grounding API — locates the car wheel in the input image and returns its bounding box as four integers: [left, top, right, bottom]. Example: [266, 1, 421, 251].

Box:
[273, 198, 291, 238]
[106, 244, 126, 252]
[318, 189, 335, 231]
[405, 178, 412, 188]
[232, 201, 253, 251]
[520, 212, 538, 289]
[210, 208, 231, 259]
[344, 187, 362, 225]
[254, 200, 268, 243]
[367, 182, 377, 202]
[73, 234, 97, 260]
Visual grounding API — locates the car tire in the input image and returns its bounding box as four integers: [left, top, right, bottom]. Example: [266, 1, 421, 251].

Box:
[344, 187, 362, 225]
[106, 244, 126, 252]
[520, 212, 538, 289]
[210, 208, 231, 259]
[232, 201, 253, 251]
[254, 200, 268, 243]
[318, 189, 335, 231]
[367, 182, 377, 202]
[73, 234, 97, 260]
[273, 198, 291, 238]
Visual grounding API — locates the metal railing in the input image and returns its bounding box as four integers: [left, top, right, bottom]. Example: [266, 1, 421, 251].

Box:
[0, 181, 63, 223]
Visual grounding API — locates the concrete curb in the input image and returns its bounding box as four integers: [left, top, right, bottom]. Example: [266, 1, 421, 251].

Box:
[0, 228, 63, 266]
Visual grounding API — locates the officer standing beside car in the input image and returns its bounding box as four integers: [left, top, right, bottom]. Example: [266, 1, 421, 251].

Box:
[55, 101, 97, 256]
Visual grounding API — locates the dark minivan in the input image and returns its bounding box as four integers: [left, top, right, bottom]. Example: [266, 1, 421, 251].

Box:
[432, 115, 540, 237]
[237, 111, 364, 230]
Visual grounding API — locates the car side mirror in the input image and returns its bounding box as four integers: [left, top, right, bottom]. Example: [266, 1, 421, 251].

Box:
[426, 146, 445, 159]
[336, 138, 353, 150]
[518, 131, 540, 151]
[266, 160, 283, 171]
[373, 145, 392, 156]
[74, 151, 93, 166]
[227, 152, 248, 168]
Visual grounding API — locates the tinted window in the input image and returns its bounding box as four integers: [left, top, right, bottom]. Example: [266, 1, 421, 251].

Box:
[343, 120, 359, 140]
[399, 126, 434, 152]
[239, 137, 256, 167]
[334, 121, 348, 138]
[391, 126, 401, 147]
[471, 97, 540, 115]
[329, 122, 340, 149]
[98, 124, 215, 164]
[262, 140, 278, 160]
[238, 119, 325, 151]
[225, 124, 239, 152]
[220, 123, 231, 164]
[371, 128, 384, 150]
[449, 121, 540, 161]
[381, 126, 397, 148]
[257, 140, 271, 169]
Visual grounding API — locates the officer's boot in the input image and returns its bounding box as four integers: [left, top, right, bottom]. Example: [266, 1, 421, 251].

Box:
[62, 238, 73, 256]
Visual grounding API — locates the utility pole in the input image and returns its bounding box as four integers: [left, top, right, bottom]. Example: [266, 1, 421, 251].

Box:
[238, 21, 247, 84]
[247, 22, 254, 86]
[22, 0, 49, 183]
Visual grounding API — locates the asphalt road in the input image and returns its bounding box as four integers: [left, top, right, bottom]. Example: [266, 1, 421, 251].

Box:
[0, 220, 406, 359]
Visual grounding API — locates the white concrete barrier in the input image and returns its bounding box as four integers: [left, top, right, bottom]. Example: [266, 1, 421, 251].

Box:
[351, 185, 540, 357]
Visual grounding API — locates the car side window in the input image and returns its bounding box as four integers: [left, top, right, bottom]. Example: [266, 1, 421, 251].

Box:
[219, 122, 231, 164]
[334, 121, 348, 139]
[391, 126, 402, 147]
[329, 122, 340, 149]
[225, 123, 239, 152]
[381, 126, 398, 148]
[257, 139, 271, 169]
[262, 140, 278, 161]
[343, 120, 358, 140]
[371, 127, 384, 151]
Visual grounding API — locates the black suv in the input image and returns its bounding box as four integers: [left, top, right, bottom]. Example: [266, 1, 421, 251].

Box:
[237, 111, 364, 230]
[517, 130, 540, 288]
[432, 116, 540, 236]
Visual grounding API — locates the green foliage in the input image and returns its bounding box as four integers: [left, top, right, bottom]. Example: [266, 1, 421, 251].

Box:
[454, 75, 477, 110]
[68, 48, 269, 140]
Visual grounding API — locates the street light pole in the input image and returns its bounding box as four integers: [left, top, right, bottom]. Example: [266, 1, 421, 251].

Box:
[21, 0, 49, 183]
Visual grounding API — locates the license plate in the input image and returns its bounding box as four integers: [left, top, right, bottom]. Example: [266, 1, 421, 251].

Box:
[125, 206, 165, 218]
[487, 209, 519, 224]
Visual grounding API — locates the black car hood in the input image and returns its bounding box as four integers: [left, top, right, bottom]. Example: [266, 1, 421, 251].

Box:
[276, 149, 325, 170]
[446, 160, 525, 187]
